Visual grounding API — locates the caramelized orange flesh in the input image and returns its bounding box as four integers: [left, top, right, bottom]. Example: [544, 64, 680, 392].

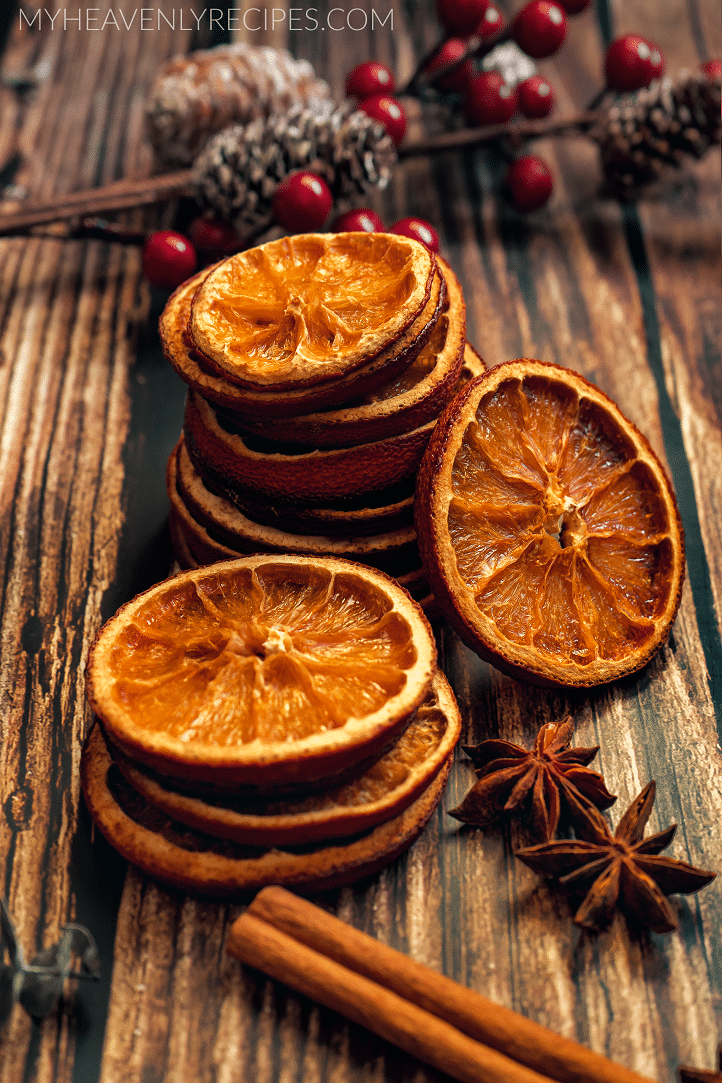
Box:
[190, 233, 432, 387]
[107, 564, 419, 746]
[449, 374, 677, 666]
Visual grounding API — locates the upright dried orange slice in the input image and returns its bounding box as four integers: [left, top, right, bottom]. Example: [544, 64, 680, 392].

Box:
[189, 233, 435, 390]
[112, 669, 460, 846]
[416, 360, 684, 687]
[86, 555, 436, 787]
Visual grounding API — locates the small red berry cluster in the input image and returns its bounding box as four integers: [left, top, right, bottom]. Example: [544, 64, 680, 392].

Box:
[335, 1, 672, 215]
[138, 2, 716, 288]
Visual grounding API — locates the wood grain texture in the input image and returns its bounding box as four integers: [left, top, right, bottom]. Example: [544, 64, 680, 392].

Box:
[0, 2, 719, 1082]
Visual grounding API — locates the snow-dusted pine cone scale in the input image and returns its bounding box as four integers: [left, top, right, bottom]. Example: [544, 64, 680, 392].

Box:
[591, 71, 721, 196]
[193, 103, 397, 234]
[145, 42, 332, 168]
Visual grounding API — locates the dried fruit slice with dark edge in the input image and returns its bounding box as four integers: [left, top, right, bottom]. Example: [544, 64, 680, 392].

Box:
[161, 264, 444, 419]
[189, 232, 435, 390]
[235, 256, 467, 448]
[184, 391, 437, 505]
[167, 439, 420, 576]
[113, 669, 460, 846]
[80, 723, 452, 897]
[193, 463, 415, 538]
[86, 554, 436, 788]
[415, 359, 685, 687]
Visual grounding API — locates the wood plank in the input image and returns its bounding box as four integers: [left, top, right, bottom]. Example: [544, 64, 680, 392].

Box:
[0, 1, 718, 1081]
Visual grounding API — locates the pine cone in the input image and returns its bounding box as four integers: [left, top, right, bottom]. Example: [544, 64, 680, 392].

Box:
[192, 104, 397, 234]
[145, 42, 331, 168]
[591, 72, 721, 197]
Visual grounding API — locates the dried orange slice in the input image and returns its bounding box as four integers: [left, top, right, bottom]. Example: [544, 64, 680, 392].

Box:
[189, 233, 435, 390]
[86, 555, 436, 787]
[183, 391, 436, 504]
[168, 508, 434, 615]
[416, 359, 684, 687]
[236, 257, 467, 448]
[202, 473, 415, 538]
[458, 342, 486, 385]
[161, 266, 444, 419]
[80, 723, 452, 897]
[113, 669, 460, 846]
[169, 440, 419, 575]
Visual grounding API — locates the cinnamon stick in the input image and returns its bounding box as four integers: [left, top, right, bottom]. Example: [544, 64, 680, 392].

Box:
[228, 910, 556, 1083]
[240, 885, 656, 1083]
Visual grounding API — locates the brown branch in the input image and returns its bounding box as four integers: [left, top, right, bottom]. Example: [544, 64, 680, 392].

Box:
[399, 113, 597, 157]
[0, 170, 194, 237]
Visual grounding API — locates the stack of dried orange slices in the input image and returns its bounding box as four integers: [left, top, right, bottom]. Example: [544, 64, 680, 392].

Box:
[160, 232, 485, 609]
[81, 555, 461, 896]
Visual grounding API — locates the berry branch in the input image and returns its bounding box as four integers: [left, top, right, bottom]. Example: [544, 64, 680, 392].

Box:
[0, 23, 718, 288]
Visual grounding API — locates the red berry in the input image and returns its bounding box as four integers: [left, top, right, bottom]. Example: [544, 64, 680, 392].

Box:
[517, 75, 555, 118]
[358, 94, 407, 145]
[464, 71, 518, 126]
[701, 58, 722, 79]
[426, 38, 472, 93]
[506, 155, 553, 212]
[476, 4, 505, 37]
[272, 171, 333, 232]
[141, 230, 197, 289]
[604, 35, 658, 92]
[332, 208, 385, 233]
[345, 61, 395, 98]
[436, 0, 490, 36]
[556, 0, 591, 12]
[391, 217, 440, 252]
[512, 1, 567, 59]
[187, 215, 242, 256]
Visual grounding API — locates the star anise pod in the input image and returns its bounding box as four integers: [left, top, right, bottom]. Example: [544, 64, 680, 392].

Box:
[678, 1043, 722, 1082]
[449, 716, 617, 841]
[516, 782, 716, 934]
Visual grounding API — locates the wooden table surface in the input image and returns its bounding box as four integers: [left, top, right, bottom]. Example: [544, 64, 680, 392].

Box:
[0, 1, 719, 1081]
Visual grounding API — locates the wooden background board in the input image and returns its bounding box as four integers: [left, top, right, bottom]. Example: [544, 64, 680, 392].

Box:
[0, 1, 719, 1081]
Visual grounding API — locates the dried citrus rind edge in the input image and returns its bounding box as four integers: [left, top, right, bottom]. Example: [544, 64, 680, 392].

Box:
[86, 554, 437, 785]
[415, 359, 685, 687]
[80, 722, 452, 897]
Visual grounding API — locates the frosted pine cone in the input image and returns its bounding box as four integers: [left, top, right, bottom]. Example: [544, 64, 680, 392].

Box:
[193, 103, 397, 235]
[591, 71, 721, 196]
[145, 42, 331, 167]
